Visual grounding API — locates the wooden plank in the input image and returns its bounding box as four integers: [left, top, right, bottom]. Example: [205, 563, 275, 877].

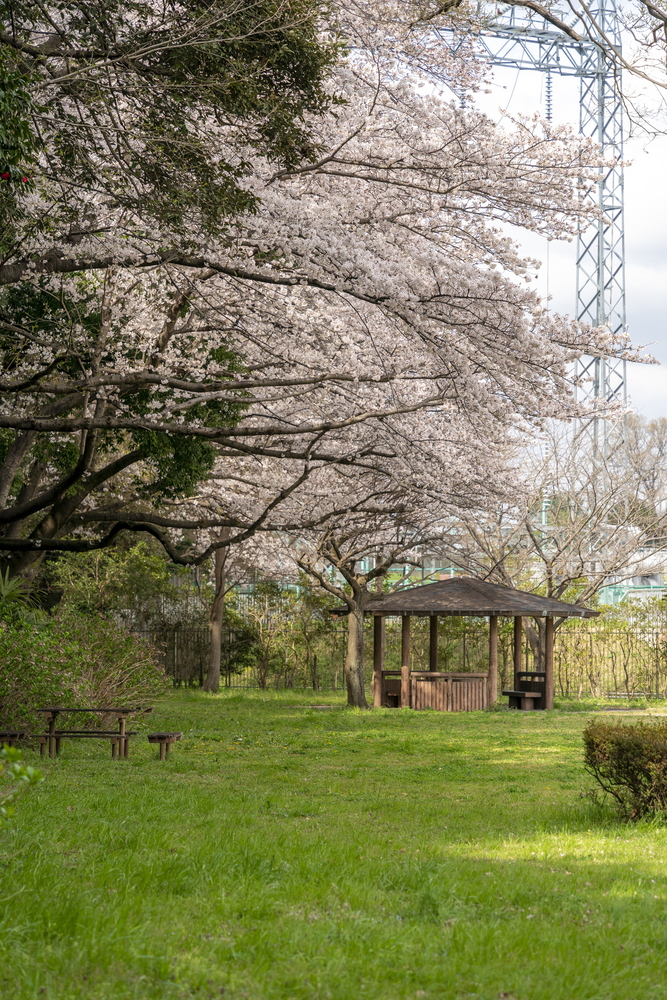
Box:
[410, 672, 487, 679]
[513, 617, 523, 689]
[488, 615, 498, 706]
[401, 615, 411, 708]
[373, 616, 385, 708]
[545, 615, 554, 710]
[429, 615, 438, 672]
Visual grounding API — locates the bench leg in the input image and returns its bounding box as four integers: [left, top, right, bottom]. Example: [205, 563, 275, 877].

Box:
[159, 741, 166, 761]
[111, 739, 118, 760]
[519, 696, 535, 710]
[39, 737, 46, 757]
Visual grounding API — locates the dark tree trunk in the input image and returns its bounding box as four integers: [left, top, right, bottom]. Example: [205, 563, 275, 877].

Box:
[203, 535, 229, 693]
[525, 618, 545, 672]
[344, 607, 368, 708]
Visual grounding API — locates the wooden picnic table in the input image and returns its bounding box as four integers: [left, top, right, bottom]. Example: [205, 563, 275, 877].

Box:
[36, 707, 152, 758]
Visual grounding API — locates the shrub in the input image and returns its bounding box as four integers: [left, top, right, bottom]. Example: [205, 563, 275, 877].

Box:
[0, 746, 42, 828]
[583, 718, 667, 819]
[0, 608, 170, 732]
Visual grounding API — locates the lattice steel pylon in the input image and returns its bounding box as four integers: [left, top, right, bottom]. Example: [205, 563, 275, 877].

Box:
[460, 1, 627, 449]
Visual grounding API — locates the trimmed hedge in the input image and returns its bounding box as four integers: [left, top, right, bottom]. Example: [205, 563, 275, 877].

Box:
[583, 718, 667, 819]
[0, 608, 169, 733]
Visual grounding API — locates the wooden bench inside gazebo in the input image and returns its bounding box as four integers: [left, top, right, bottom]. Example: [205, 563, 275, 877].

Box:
[364, 577, 598, 711]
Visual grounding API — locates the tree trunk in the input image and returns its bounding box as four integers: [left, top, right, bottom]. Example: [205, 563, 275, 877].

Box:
[344, 607, 368, 708]
[258, 649, 269, 689]
[202, 534, 229, 693]
[524, 618, 545, 671]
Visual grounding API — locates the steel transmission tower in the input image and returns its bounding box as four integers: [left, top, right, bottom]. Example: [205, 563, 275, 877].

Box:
[465, 1, 627, 445]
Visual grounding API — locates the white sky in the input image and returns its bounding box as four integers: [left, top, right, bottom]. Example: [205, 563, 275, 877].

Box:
[473, 64, 667, 420]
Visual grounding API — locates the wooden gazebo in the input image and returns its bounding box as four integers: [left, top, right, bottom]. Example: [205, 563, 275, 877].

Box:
[364, 577, 599, 711]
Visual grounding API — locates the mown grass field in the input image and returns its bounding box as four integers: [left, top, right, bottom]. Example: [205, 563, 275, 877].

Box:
[2, 691, 667, 1000]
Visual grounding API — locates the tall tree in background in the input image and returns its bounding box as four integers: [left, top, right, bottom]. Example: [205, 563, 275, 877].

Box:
[434, 419, 667, 667]
[295, 525, 425, 708]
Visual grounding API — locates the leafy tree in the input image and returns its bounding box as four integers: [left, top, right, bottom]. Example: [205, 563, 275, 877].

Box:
[48, 542, 191, 627]
[0, 746, 42, 830]
[239, 581, 294, 688]
[287, 577, 338, 690]
[434, 419, 667, 669]
[0, 606, 169, 731]
[0, 0, 340, 263]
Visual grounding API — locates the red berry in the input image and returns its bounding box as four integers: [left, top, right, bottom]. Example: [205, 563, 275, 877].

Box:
[21, 177, 28, 183]
[0, 173, 10, 180]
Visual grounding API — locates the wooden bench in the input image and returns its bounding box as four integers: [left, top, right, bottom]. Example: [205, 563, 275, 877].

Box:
[503, 690, 543, 711]
[0, 731, 25, 747]
[38, 730, 138, 758]
[37, 707, 150, 758]
[147, 732, 182, 760]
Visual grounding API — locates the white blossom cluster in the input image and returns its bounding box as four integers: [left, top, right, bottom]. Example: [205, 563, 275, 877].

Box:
[0, 1, 647, 568]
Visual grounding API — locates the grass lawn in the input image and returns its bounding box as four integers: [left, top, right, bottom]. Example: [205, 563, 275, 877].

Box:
[2, 691, 667, 1000]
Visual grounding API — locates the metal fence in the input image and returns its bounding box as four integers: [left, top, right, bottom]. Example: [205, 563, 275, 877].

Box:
[554, 628, 665, 699]
[139, 621, 667, 700]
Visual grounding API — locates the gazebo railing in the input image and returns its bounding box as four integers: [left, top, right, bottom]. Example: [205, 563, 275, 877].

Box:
[381, 669, 488, 711]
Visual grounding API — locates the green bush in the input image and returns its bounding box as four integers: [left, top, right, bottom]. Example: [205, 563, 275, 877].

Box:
[0, 608, 169, 732]
[0, 746, 42, 828]
[583, 718, 667, 819]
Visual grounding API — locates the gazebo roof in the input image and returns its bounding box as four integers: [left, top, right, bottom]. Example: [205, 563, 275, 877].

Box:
[362, 576, 599, 618]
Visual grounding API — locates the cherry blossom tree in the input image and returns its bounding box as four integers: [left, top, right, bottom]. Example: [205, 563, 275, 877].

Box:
[0, 0, 339, 255]
[0, 0, 637, 568]
[0, 1, 645, 715]
[431, 418, 667, 669]
[220, 413, 504, 706]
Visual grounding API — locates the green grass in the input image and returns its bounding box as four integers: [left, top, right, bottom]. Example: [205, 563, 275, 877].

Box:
[2, 691, 667, 1000]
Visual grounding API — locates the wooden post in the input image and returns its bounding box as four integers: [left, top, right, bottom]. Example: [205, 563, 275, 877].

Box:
[429, 615, 438, 672]
[513, 616, 522, 690]
[488, 615, 498, 706]
[544, 615, 554, 710]
[373, 615, 385, 708]
[48, 714, 56, 759]
[401, 615, 411, 708]
[119, 713, 127, 758]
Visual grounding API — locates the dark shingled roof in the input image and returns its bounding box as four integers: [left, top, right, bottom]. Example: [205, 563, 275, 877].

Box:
[361, 577, 599, 618]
